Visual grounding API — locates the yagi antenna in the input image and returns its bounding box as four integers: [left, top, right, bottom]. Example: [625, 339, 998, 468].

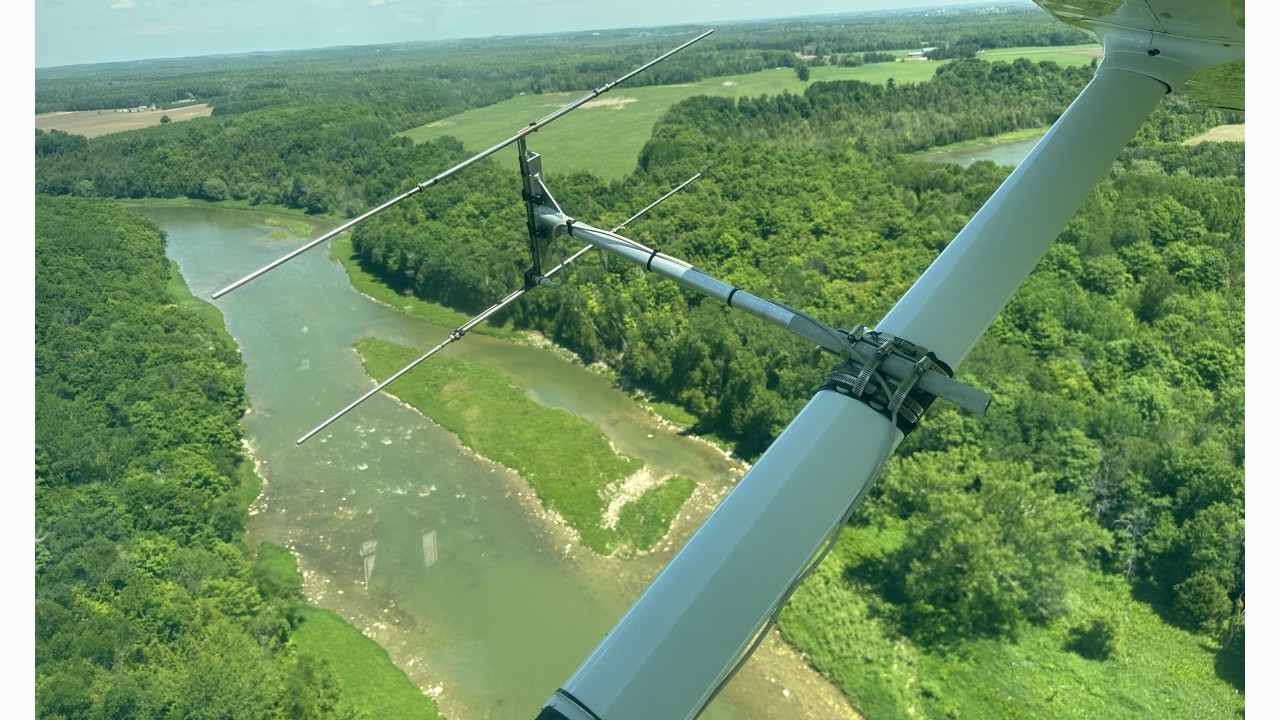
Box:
[296, 173, 701, 445]
[211, 29, 713, 300]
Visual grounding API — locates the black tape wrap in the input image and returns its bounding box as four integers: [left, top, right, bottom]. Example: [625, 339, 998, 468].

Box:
[816, 332, 953, 436]
[646, 246, 661, 272]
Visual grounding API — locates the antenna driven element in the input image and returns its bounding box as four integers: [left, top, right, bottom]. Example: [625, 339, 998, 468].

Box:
[211, 29, 713, 300]
[295, 174, 701, 445]
[519, 141, 564, 288]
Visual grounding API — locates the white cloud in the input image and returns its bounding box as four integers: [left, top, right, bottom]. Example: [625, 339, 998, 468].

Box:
[110, 0, 139, 9]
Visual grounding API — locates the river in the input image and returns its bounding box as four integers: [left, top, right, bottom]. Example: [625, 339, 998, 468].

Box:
[916, 135, 1042, 168]
[148, 205, 861, 720]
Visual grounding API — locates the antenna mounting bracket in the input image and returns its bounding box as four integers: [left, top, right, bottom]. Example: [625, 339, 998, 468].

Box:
[819, 325, 984, 435]
[520, 142, 566, 288]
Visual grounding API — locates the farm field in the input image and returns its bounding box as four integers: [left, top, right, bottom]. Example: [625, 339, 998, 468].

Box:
[401, 67, 826, 182]
[403, 44, 1101, 180]
[35, 102, 213, 138]
[1186, 123, 1245, 144]
[980, 43, 1102, 65]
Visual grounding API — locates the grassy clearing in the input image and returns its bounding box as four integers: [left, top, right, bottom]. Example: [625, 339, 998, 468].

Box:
[253, 544, 445, 719]
[1185, 124, 1245, 145]
[254, 541, 303, 589]
[780, 518, 1244, 720]
[356, 336, 643, 554]
[401, 44, 1099, 181]
[292, 606, 445, 719]
[331, 236, 520, 339]
[402, 65, 915, 182]
[642, 397, 699, 429]
[403, 68, 807, 181]
[262, 215, 314, 240]
[615, 475, 697, 552]
[232, 460, 264, 512]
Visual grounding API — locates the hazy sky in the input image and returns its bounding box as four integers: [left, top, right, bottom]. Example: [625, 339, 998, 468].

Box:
[34, 0, 1020, 68]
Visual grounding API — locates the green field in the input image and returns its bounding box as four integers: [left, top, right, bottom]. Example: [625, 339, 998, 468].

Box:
[980, 44, 1102, 67]
[355, 336, 701, 555]
[780, 518, 1244, 720]
[402, 45, 1100, 181]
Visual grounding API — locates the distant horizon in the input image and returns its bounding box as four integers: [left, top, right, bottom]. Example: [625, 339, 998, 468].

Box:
[35, 0, 1033, 69]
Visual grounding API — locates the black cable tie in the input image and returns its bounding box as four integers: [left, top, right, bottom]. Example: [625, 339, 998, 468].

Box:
[646, 247, 661, 272]
[565, 219, 576, 237]
[726, 287, 740, 308]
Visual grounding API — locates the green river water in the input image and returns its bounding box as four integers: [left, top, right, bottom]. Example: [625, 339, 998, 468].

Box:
[149, 205, 858, 720]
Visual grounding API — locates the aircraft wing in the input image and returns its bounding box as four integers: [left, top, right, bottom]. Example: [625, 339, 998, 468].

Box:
[1034, 0, 1244, 111]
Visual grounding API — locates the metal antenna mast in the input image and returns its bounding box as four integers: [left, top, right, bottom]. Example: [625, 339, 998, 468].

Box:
[211, 30, 712, 300]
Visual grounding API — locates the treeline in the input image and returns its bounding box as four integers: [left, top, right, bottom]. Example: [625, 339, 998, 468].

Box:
[35, 3, 1085, 127]
[643, 57, 1103, 159]
[891, 151, 1244, 638]
[647, 57, 1233, 160]
[724, 4, 1091, 59]
[42, 58, 1223, 212]
[37, 103, 451, 216]
[34, 196, 365, 718]
[34, 28, 794, 125]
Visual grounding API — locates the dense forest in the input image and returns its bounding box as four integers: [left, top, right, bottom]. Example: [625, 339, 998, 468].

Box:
[35, 4, 1244, 718]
